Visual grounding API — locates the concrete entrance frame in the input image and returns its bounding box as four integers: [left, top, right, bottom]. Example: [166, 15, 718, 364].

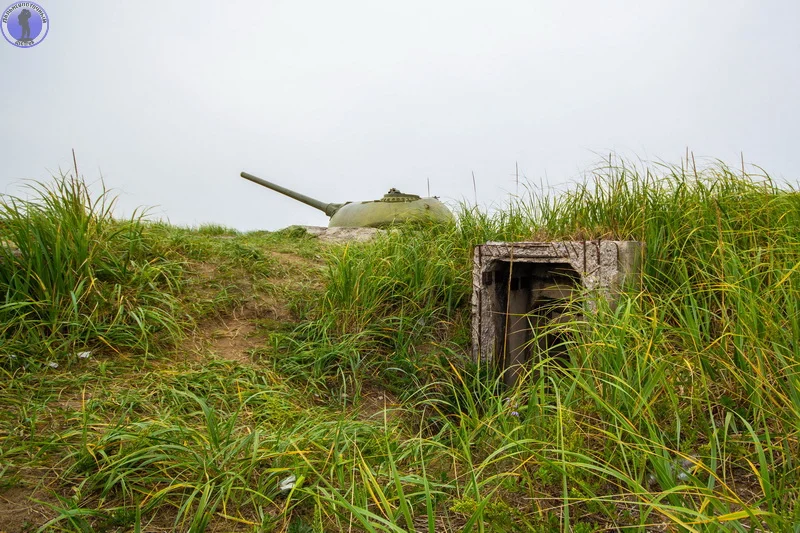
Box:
[471, 240, 644, 385]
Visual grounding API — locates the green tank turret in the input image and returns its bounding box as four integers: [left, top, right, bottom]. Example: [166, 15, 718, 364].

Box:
[240, 171, 453, 228]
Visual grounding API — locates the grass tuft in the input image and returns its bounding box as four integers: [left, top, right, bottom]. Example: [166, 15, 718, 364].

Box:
[0, 175, 184, 364]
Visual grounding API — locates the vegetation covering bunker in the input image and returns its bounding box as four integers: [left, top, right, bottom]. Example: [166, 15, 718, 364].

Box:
[5, 162, 800, 530]
[471, 240, 644, 384]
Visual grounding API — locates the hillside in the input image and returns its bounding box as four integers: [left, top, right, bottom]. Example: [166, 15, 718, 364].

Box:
[1, 160, 799, 532]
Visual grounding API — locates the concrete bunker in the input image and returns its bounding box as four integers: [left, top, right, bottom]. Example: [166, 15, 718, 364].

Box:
[471, 241, 644, 385]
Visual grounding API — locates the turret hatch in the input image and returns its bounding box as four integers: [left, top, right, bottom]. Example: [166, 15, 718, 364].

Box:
[379, 188, 421, 203]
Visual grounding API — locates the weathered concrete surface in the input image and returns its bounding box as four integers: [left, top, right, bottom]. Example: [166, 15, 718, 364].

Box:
[471, 240, 644, 370]
[291, 225, 386, 243]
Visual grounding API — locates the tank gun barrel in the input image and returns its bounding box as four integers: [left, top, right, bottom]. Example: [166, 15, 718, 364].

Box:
[240, 172, 342, 217]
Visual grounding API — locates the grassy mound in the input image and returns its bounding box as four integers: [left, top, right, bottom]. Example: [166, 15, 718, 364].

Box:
[275, 159, 800, 531]
[1, 159, 798, 532]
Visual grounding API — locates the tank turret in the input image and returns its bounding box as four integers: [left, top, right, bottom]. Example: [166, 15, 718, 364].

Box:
[240, 171, 453, 228]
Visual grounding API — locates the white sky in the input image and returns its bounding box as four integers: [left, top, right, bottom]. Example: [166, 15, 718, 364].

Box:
[1, 1, 799, 230]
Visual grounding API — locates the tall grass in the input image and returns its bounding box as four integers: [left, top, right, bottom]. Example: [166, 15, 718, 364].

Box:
[0, 176, 184, 364]
[4, 158, 800, 531]
[285, 157, 800, 530]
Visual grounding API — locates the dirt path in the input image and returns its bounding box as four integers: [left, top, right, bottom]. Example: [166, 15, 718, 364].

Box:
[186, 249, 325, 365]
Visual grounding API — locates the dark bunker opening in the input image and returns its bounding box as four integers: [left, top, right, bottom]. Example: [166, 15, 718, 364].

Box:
[484, 260, 581, 386]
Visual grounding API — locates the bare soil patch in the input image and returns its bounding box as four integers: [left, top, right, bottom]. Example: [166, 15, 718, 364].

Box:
[186, 247, 324, 365]
[0, 480, 58, 533]
[203, 318, 260, 364]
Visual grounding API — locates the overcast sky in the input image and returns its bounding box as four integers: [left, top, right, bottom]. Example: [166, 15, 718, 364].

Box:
[1, 1, 799, 230]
